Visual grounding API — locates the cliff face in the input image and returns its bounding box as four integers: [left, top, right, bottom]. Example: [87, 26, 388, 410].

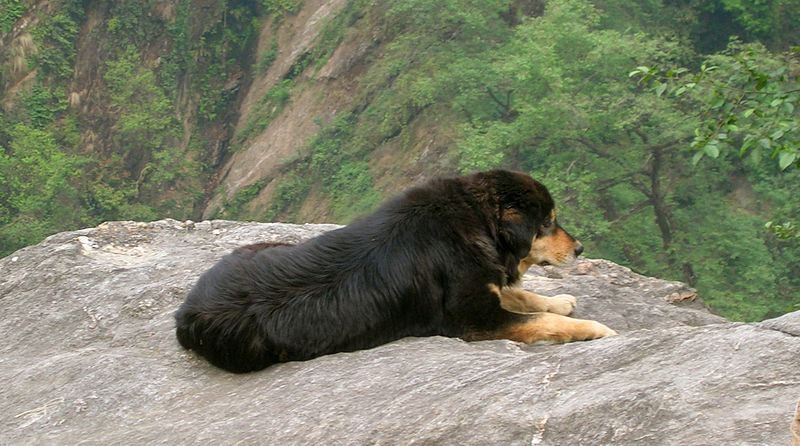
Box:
[203, 0, 458, 222]
[1, 220, 798, 445]
[0, 0, 458, 224]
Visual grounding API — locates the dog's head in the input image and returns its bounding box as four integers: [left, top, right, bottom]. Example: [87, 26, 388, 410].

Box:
[519, 208, 583, 273]
[475, 170, 582, 276]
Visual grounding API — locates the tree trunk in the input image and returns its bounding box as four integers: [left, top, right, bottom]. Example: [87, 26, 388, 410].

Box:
[648, 145, 697, 286]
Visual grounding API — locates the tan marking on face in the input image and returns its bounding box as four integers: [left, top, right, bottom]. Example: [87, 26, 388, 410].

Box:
[501, 208, 523, 223]
[518, 212, 581, 272]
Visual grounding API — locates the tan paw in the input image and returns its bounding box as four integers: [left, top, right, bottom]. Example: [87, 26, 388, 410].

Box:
[546, 294, 577, 315]
[584, 321, 617, 340]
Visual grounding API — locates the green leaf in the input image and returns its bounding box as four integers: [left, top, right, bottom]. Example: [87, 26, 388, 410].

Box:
[655, 82, 667, 97]
[778, 152, 797, 170]
[704, 144, 720, 158]
[750, 147, 762, 164]
[739, 138, 754, 155]
[742, 108, 755, 118]
[692, 151, 704, 165]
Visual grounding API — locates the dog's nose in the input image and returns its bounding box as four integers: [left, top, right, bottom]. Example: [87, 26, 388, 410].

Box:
[574, 244, 584, 257]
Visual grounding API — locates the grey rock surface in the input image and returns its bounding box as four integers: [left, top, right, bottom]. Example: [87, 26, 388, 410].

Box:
[1, 219, 797, 445]
[759, 310, 800, 337]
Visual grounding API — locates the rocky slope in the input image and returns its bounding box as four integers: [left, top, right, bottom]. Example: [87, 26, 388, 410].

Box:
[205, 0, 457, 221]
[1, 220, 798, 445]
[1, 0, 456, 223]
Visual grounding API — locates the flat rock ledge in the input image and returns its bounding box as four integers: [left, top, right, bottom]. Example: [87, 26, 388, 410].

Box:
[1, 219, 798, 445]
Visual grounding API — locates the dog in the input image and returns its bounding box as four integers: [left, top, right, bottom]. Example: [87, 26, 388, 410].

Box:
[175, 170, 616, 373]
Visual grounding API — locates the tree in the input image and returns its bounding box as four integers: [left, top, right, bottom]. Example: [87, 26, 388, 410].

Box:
[437, 0, 795, 320]
[0, 124, 86, 255]
[630, 41, 799, 171]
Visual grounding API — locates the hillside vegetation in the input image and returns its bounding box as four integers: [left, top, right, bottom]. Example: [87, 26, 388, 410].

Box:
[0, 0, 798, 321]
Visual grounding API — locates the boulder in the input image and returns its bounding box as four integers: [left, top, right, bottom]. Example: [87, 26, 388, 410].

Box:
[1, 220, 797, 445]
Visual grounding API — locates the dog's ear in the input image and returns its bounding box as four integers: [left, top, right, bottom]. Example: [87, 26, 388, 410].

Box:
[498, 205, 536, 260]
[483, 169, 553, 259]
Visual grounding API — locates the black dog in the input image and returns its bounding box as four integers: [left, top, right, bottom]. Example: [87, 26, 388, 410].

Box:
[175, 170, 615, 373]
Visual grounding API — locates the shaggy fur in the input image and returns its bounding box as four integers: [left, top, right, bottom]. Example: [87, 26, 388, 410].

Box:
[175, 170, 614, 373]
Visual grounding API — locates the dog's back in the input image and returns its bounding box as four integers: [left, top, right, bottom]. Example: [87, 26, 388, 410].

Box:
[174, 219, 452, 373]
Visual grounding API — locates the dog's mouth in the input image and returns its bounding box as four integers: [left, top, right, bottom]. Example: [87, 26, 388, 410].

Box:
[537, 255, 576, 268]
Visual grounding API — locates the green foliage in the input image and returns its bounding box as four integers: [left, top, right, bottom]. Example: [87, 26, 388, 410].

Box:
[159, 0, 191, 94]
[86, 180, 157, 222]
[29, 2, 82, 80]
[163, 0, 261, 114]
[222, 181, 266, 218]
[305, 113, 380, 221]
[419, 0, 799, 321]
[0, 124, 86, 256]
[261, 0, 303, 19]
[19, 85, 68, 129]
[265, 113, 380, 222]
[99, 46, 201, 216]
[263, 176, 311, 221]
[308, 113, 356, 176]
[328, 161, 381, 220]
[256, 39, 279, 74]
[236, 80, 293, 146]
[105, 3, 147, 37]
[0, 0, 25, 34]
[308, 0, 370, 70]
[0, 0, 263, 254]
[717, 0, 800, 45]
[105, 46, 178, 153]
[630, 42, 799, 171]
[765, 221, 800, 240]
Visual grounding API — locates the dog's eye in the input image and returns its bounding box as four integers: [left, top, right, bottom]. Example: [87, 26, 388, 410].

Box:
[542, 219, 553, 228]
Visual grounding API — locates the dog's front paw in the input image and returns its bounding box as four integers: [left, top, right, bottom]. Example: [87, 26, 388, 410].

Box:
[583, 320, 617, 340]
[546, 294, 577, 315]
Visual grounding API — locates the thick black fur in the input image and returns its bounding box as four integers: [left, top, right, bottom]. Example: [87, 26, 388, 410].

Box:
[175, 170, 554, 373]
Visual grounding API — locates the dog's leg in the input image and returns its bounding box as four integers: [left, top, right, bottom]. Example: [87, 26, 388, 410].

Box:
[482, 313, 617, 343]
[495, 286, 577, 315]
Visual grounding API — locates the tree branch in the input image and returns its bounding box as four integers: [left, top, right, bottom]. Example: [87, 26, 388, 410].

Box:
[609, 199, 652, 224]
[485, 87, 515, 119]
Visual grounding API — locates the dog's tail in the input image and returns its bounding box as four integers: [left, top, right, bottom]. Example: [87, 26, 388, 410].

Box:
[175, 293, 278, 373]
[176, 245, 288, 373]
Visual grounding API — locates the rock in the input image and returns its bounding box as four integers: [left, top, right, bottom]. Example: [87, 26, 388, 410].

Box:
[759, 310, 800, 337]
[793, 401, 800, 446]
[1, 219, 797, 445]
